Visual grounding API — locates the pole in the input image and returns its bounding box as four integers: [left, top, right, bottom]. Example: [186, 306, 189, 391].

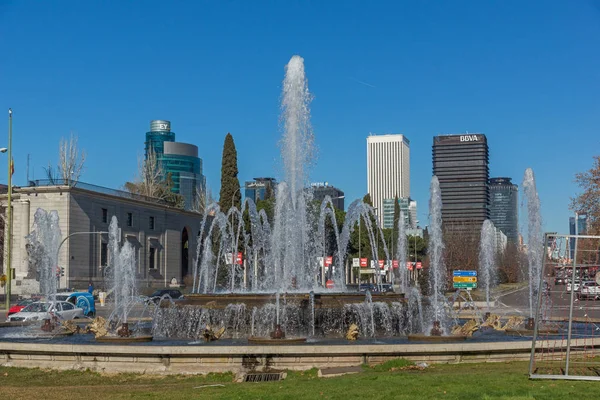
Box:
[358, 213, 361, 290]
[5, 109, 12, 312]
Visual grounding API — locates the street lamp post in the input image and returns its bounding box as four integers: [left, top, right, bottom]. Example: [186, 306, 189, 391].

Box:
[4, 109, 12, 311]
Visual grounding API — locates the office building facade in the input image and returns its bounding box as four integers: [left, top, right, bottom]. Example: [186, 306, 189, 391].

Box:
[432, 134, 489, 229]
[245, 177, 277, 203]
[145, 120, 206, 210]
[489, 177, 519, 243]
[382, 197, 417, 229]
[569, 214, 588, 259]
[311, 182, 345, 210]
[367, 134, 410, 226]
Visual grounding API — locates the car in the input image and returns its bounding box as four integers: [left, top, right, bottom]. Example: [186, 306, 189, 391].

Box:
[567, 280, 595, 293]
[7, 301, 85, 322]
[54, 292, 96, 317]
[579, 282, 600, 300]
[7, 298, 38, 317]
[147, 289, 184, 304]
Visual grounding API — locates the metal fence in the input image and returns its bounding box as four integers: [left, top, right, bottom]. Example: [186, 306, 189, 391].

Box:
[529, 233, 600, 381]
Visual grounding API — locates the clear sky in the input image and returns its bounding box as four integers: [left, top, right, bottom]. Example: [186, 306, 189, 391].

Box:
[1, 0, 599, 235]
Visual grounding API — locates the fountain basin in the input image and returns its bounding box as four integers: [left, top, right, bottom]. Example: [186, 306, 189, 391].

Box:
[95, 336, 153, 343]
[407, 334, 468, 342]
[247, 337, 307, 345]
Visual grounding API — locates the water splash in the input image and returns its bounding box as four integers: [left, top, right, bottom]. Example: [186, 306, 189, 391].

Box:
[105, 216, 137, 323]
[396, 210, 408, 292]
[479, 220, 497, 311]
[427, 176, 448, 333]
[26, 209, 62, 302]
[522, 168, 543, 319]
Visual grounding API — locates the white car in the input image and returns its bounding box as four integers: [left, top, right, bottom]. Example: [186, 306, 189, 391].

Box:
[579, 282, 600, 300]
[7, 301, 84, 322]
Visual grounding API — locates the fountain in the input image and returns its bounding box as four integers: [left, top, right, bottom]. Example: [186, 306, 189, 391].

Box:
[94, 216, 153, 342]
[479, 220, 497, 311]
[407, 176, 466, 342]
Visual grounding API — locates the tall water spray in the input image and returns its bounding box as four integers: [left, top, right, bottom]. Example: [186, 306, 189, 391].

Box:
[479, 219, 497, 311]
[106, 216, 137, 323]
[271, 55, 316, 291]
[428, 176, 447, 332]
[396, 210, 408, 292]
[522, 168, 543, 319]
[26, 209, 62, 302]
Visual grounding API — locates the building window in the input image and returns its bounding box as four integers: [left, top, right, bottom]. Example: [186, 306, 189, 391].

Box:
[102, 208, 108, 223]
[127, 212, 133, 227]
[149, 247, 156, 269]
[100, 242, 108, 267]
[149, 216, 155, 230]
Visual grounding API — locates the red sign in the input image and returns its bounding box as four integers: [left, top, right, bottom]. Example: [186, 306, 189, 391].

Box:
[231, 252, 243, 265]
[407, 262, 413, 271]
[325, 256, 333, 267]
[360, 258, 368, 267]
[326, 280, 334, 289]
[416, 262, 422, 270]
[392, 260, 399, 269]
[378, 260, 385, 269]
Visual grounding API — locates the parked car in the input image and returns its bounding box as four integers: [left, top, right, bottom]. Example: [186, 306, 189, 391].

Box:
[55, 292, 96, 317]
[147, 289, 184, 304]
[358, 283, 394, 293]
[567, 280, 595, 293]
[7, 301, 84, 322]
[7, 298, 38, 317]
[579, 282, 600, 300]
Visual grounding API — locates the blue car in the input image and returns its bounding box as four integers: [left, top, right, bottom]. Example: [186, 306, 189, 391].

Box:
[55, 292, 96, 317]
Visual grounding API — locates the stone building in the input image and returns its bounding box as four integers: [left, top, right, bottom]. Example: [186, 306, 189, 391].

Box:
[0, 181, 205, 295]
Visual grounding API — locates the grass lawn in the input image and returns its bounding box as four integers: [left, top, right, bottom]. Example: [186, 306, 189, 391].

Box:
[0, 360, 598, 400]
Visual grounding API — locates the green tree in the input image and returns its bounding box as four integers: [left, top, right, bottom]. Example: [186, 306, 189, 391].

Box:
[571, 155, 600, 234]
[219, 133, 241, 211]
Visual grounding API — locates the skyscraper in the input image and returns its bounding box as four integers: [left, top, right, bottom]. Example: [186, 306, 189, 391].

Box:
[144, 120, 206, 210]
[367, 134, 410, 226]
[489, 177, 519, 243]
[432, 134, 489, 229]
[569, 213, 588, 259]
[382, 197, 417, 229]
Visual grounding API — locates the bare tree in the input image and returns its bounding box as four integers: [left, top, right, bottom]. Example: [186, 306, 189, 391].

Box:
[57, 133, 86, 185]
[125, 149, 184, 208]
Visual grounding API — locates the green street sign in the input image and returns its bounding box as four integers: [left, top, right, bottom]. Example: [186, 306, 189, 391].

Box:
[453, 282, 477, 289]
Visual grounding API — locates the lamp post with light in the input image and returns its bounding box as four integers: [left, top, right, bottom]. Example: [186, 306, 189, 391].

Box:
[4, 109, 12, 311]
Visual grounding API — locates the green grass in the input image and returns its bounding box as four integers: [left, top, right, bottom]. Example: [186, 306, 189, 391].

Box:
[0, 361, 597, 400]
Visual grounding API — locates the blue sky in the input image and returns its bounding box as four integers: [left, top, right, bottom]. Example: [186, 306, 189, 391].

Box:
[1, 0, 599, 234]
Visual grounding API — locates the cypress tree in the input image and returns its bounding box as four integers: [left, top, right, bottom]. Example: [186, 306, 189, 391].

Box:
[219, 133, 241, 211]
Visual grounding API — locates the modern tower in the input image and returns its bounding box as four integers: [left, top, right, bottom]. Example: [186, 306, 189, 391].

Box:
[144, 120, 206, 210]
[432, 133, 489, 229]
[367, 134, 410, 226]
[245, 177, 277, 203]
[489, 177, 519, 243]
[310, 182, 345, 210]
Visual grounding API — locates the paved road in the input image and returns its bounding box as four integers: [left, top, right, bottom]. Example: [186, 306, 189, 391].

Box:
[497, 278, 600, 320]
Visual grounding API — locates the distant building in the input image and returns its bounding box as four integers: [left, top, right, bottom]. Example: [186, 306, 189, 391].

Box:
[144, 120, 206, 210]
[367, 134, 410, 226]
[311, 182, 344, 210]
[432, 133, 489, 230]
[569, 214, 588, 259]
[382, 197, 417, 229]
[489, 177, 519, 243]
[245, 178, 277, 203]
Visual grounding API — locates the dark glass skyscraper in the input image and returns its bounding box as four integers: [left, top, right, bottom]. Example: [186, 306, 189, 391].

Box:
[144, 120, 206, 210]
[489, 177, 519, 243]
[432, 134, 489, 229]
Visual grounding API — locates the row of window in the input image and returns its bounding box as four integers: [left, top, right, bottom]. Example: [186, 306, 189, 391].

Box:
[101, 208, 155, 230]
[99, 241, 159, 269]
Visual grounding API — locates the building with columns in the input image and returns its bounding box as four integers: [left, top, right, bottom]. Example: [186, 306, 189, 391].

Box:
[1, 181, 204, 295]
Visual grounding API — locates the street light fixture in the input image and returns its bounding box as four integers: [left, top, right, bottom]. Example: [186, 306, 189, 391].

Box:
[4, 109, 12, 311]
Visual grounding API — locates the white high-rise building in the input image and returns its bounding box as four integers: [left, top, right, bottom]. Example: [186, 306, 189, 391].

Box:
[366, 134, 410, 226]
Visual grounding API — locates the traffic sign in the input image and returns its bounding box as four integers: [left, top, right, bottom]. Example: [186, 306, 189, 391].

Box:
[416, 262, 422, 270]
[453, 270, 477, 277]
[453, 276, 477, 283]
[360, 258, 368, 267]
[453, 282, 477, 289]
